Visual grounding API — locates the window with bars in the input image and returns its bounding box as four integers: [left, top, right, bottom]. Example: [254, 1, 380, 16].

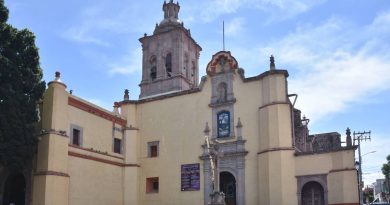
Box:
[70, 124, 83, 146]
[148, 141, 159, 158]
[114, 138, 122, 154]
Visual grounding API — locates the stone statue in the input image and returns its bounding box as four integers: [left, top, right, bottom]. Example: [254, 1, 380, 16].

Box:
[217, 83, 227, 103]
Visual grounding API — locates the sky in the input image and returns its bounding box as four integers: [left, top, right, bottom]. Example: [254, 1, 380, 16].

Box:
[4, 0, 390, 185]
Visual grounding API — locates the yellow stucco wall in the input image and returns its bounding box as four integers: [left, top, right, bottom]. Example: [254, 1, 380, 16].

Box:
[34, 68, 358, 205]
[295, 149, 358, 204]
[234, 77, 262, 205]
[134, 81, 211, 205]
[68, 155, 123, 205]
[68, 98, 123, 157]
[66, 97, 128, 205]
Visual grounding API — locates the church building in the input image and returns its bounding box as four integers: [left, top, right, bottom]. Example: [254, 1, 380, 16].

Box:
[0, 1, 359, 205]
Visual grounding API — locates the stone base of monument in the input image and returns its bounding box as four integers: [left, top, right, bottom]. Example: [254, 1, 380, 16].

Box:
[209, 191, 226, 205]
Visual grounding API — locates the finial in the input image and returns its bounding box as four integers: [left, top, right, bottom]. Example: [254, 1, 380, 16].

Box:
[346, 127, 352, 147]
[48, 70, 66, 88]
[113, 102, 120, 115]
[170, 0, 173, 3]
[204, 122, 210, 135]
[164, 0, 166, 5]
[270, 55, 275, 70]
[236, 117, 242, 128]
[346, 127, 351, 137]
[54, 71, 62, 82]
[124, 89, 129, 100]
[69, 90, 73, 94]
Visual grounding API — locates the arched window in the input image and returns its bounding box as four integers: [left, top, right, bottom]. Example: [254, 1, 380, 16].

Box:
[217, 82, 227, 103]
[150, 56, 157, 80]
[217, 111, 230, 138]
[301, 181, 324, 205]
[165, 53, 172, 77]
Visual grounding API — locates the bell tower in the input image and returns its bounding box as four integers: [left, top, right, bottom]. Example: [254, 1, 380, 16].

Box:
[139, 0, 202, 99]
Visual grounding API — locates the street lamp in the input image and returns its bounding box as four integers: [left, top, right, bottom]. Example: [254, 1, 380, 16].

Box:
[362, 151, 376, 157]
[355, 161, 360, 170]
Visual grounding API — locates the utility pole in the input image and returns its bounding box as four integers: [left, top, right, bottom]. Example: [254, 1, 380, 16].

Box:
[353, 130, 371, 205]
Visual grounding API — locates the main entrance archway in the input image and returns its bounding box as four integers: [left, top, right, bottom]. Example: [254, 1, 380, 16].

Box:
[3, 172, 25, 205]
[220, 171, 236, 205]
[301, 181, 324, 205]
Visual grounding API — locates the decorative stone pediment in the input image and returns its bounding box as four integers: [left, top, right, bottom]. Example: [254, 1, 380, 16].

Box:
[206, 51, 238, 76]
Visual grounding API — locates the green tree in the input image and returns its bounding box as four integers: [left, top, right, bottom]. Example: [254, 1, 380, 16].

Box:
[383, 155, 390, 193]
[363, 187, 374, 204]
[0, 0, 45, 170]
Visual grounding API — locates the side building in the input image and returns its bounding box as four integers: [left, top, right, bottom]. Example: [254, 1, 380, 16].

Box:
[0, 1, 359, 205]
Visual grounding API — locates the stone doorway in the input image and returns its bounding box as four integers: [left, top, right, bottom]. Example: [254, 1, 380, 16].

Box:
[301, 181, 324, 205]
[3, 172, 25, 205]
[220, 171, 236, 205]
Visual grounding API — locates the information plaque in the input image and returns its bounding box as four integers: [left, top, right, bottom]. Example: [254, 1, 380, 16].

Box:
[181, 163, 200, 191]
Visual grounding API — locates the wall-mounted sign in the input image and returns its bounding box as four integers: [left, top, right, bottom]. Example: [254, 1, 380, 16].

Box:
[181, 163, 200, 191]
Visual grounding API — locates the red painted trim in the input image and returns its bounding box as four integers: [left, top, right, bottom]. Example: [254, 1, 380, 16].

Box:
[259, 101, 289, 110]
[69, 144, 124, 159]
[123, 163, 140, 167]
[34, 171, 70, 177]
[257, 147, 295, 155]
[39, 129, 69, 138]
[68, 151, 140, 167]
[329, 168, 356, 173]
[206, 51, 238, 75]
[329, 203, 359, 205]
[68, 97, 127, 126]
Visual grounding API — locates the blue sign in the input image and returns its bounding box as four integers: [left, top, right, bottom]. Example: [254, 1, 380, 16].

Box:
[181, 163, 200, 191]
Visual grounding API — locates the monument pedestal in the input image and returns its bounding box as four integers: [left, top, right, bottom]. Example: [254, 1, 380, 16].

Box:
[209, 191, 225, 205]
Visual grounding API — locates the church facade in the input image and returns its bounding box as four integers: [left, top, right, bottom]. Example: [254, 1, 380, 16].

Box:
[0, 1, 359, 205]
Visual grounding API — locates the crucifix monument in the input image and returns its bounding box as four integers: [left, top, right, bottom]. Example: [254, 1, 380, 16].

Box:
[204, 123, 226, 205]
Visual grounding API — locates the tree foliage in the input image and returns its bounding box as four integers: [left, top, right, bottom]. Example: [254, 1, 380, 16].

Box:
[0, 0, 45, 170]
[383, 155, 390, 177]
[383, 155, 390, 194]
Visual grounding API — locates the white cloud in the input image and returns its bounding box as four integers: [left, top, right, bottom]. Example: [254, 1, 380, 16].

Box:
[225, 17, 245, 36]
[359, 134, 390, 185]
[65, 25, 110, 46]
[197, 0, 325, 23]
[252, 13, 390, 123]
[254, 0, 326, 23]
[62, 1, 160, 45]
[199, 0, 243, 22]
[108, 47, 142, 76]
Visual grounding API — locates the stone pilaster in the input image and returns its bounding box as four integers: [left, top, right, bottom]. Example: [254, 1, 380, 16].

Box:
[32, 72, 70, 205]
[257, 62, 296, 204]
